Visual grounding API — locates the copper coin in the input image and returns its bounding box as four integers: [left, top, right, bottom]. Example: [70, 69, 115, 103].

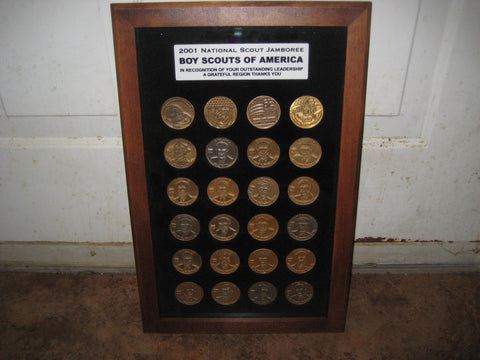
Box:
[286, 248, 316, 274]
[288, 177, 320, 206]
[169, 214, 200, 241]
[161, 97, 195, 129]
[247, 95, 281, 129]
[208, 214, 239, 241]
[248, 248, 278, 274]
[175, 282, 204, 305]
[289, 95, 324, 128]
[247, 137, 280, 168]
[172, 249, 202, 275]
[164, 138, 196, 169]
[204, 96, 237, 129]
[211, 281, 241, 305]
[247, 214, 279, 241]
[207, 177, 239, 206]
[167, 177, 199, 206]
[287, 214, 318, 241]
[205, 137, 238, 169]
[210, 249, 240, 275]
[285, 281, 314, 305]
[248, 177, 279, 207]
[289, 137, 322, 168]
[248, 281, 277, 305]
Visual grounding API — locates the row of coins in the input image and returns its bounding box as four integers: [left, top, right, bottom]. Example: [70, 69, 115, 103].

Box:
[170, 213, 318, 242]
[164, 137, 322, 169]
[162, 95, 324, 130]
[167, 176, 320, 207]
[176, 280, 314, 306]
[172, 248, 315, 275]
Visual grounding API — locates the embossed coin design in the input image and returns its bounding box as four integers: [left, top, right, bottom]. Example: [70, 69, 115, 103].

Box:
[172, 249, 202, 275]
[285, 281, 314, 305]
[247, 214, 279, 241]
[210, 249, 240, 275]
[207, 177, 239, 206]
[205, 137, 238, 169]
[248, 248, 278, 274]
[211, 281, 241, 305]
[164, 138, 196, 169]
[286, 248, 316, 274]
[289, 137, 322, 168]
[208, 214, 239, 241]
[161, 97, 195, 130]
[248, 281, 277, 305]
[287, 214, 318, 241]
[204, 96, 237, 129]
[167, 178, 198, 206]
[175, 282, 204, 305]
[247, 95, 281, 129]
[169, 214, 200, 241]
[248, 177, 280, 207]
[247, 137, 280, 168]
[289, 95, 324, 128]
[288, 176, 320, 206]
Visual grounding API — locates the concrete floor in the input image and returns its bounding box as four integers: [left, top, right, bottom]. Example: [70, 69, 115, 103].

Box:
[0, 272, 479, 360]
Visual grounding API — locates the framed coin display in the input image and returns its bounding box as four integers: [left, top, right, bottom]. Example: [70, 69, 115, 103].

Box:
[112, 1, 371, 333]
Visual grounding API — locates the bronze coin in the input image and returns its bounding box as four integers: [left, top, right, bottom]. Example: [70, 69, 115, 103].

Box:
[211, 281, 241, 305]
[285, 281, 314, 305]
[286, 248, 316, 274]
[210, 249, 240, 275]
[205, 137, 238, 169]
[289, 95, 324, 128]
[169, 214, 200, 241]
[248, 248, 278, 274]
[167, 177, 199, 206]
[288, 176, 320, 206]
[175, 281, 204, 305]
[161, 97, 195, 130]
[208, 214, 240, 241]
[164, 138, 196, 169]
[248, 177, 279, 207]
[172, 249, 202, 275]
[247, 137, 280, 168]
[289, 137, 322, 168]
[248, 281, 277, 305]
[287, 214, 318, 241]
[247, 214, 279, 241]
[246, 95, 281, 129]
[204, 96, 237, 129]
[207, 177, 239, 206]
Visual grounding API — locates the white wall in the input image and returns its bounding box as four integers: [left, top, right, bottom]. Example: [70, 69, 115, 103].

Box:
[0, 0, 479, 268]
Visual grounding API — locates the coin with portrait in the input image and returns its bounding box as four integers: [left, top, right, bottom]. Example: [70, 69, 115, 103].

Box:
[289, 95, 324, 128]
[288, 176, 320, 206]
[167, 178, 198, 206]
[248, 177, 279, 207]
[285, 281, 314, 305]
[210, 249, 240, 275]
[172, 249, 202, 275]
[287, 214, 318, 241]
[211, 281, 241, 305]
[164, 138, 197, 169]
[248, 281, 277, 305]
[248, 248, 278, 274]
[247, 137, 280, 168]
[289, 137, 322, 168]
[286, 248, 316, 274]
[208, 214, 239, 241]
[161, 97, 195, 130]
[247, 214, 279, 241]
[175, 282, 204, 305]
[207, 177, 239, 206]
[204, 96, 237, 129]
[205, 137, 238, 169]
[169, 214, 200, 241]
[247, 95, 281, 129]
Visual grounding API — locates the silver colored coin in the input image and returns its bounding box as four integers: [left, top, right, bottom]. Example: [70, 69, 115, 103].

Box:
[287, 214, 318, 241]
[285, 281, 314, 305]
[205, 137, 238, 169]
[169, 214, 200, 241]
[248, 281, 277, 305]
[247, 95, 281, 129]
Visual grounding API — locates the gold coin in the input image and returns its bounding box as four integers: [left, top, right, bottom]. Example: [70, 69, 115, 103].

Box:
[175, 281, 204, 305]
[247, 214, 279, 241]
[210, 249, 240, 275]
[289, 137, 322, 168]
[288, 176, 320, 206]
[205, 137, 238, 169]
[289, 95, 324, 128]
[167, 177, 199, 206]
[287, 214, 318, 241]
[247, 95, 281, 129]
[204, 96, 237, 129]
[172, 249, 202, 275]
[285, 281, 314, 305]
[247, 137, 280, 168]
[248, 281, 277, 305]
[211, 281, 240, 305]
[207, 177, 239, 206]
[169, 214, 200, 241]
[208, 214, 239, 241]
[161, 97, 195, 129]
[286, 248, 316, 274]
[248, 248, 278, 274]
[164, 138, 196, 169]
[248, 177, 279, 207]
